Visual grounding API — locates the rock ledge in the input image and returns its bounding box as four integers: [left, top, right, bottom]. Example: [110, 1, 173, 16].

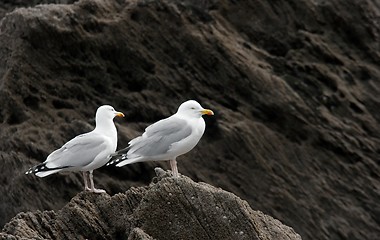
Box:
[1, 169, 301, 240]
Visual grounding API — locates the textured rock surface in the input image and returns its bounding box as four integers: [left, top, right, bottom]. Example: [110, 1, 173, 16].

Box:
[1, 169, 302, 240]
[0, 0, 379, 239]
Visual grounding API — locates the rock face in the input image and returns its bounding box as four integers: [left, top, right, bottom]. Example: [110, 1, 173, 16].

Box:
[1, 169, 302, 240]
[0, 0, 379, 240]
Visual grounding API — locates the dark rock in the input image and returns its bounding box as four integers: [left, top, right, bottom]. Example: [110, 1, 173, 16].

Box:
[0, 0, 79, 20]
[1, 170, 301, 240]
[0, 0, 379, 240]
[128, 228, 154, 240]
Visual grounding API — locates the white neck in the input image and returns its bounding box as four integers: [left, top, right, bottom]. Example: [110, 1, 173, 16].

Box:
[94, 118, 117, 140]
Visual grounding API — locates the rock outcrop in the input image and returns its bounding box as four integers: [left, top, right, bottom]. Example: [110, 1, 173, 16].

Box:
[0, 0, 379, 239]
[1, 169, 301, 240]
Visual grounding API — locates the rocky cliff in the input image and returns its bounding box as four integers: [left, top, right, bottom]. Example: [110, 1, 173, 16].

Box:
[1, 169, 301, 240]
[0, 0, 379, 239]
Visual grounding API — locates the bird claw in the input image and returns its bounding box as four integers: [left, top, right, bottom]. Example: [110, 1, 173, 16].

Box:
[91, 188, 106, 193]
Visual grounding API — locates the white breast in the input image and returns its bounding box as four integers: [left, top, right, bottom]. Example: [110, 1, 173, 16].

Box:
[167, 117, 205, 158]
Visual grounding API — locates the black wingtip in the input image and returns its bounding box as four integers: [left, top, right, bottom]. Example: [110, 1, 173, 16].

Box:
[25, 163, 70, 175]
[106, 154, 127, 166]
[25, 163, 46, 175]
[106, 159, 119, 166]
[106, 147, 130, 166]
[115, 147, 130, 156]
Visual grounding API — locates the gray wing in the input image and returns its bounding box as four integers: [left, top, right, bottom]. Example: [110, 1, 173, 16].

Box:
[44, 132, 108, 169]
[127, 116, 192, 157]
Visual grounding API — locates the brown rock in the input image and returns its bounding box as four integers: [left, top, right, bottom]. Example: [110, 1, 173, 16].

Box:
[128, 228, 154, 240]
[2, 170, 301, 240]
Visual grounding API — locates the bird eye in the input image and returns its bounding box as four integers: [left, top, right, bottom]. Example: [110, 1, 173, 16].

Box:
[191, 107, 195, 109]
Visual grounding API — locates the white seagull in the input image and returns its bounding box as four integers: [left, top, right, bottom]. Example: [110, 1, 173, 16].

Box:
[107, 100, 214, 177]
[25, 105, 124, 193]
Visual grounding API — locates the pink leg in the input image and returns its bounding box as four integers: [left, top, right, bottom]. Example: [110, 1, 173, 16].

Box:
[170, 159, 179, 178]
[82, 171, 91, 191]
[89, 170, 106, 193]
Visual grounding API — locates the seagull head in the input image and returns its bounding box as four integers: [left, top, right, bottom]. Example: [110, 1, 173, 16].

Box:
[177, 100, 214, 118]
[96, 105, 124, 123]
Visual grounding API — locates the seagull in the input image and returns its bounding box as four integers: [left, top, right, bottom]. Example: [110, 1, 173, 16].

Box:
[25, 105, 124, 193]
[107, 100, 214, 177]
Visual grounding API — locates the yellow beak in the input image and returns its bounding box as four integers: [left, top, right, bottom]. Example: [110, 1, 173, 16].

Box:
[201, 109, 214, 116]
[115, 112, 125, 117]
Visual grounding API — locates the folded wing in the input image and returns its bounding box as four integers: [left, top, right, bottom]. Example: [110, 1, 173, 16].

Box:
[107, 116, 192, 166]
[26, 132, 108, 177]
